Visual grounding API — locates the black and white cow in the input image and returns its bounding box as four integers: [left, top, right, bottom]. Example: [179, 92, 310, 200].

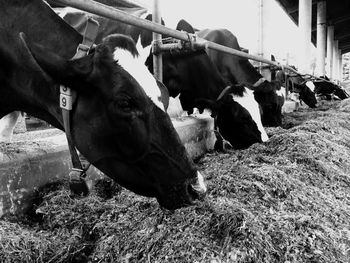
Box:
[0, 0, 207, 210]
[276, 70, 318, 108]
[197, 28, 286, 127]
[54, 3, 269, 150]
[312, 76, 349, 100]
[195, 84, 268, 149]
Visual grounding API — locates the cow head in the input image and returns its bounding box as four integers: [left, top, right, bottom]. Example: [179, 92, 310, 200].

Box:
[145, 19, 225, 114]
[196, 85, 268, 149]
[291, 81, 317, 108]
[20, 33, 206, 210]
[333, 86, 349, 100]
[276, 71, 317, 108]
[252, 80, 284, 127]
[314, 76, 349, 100]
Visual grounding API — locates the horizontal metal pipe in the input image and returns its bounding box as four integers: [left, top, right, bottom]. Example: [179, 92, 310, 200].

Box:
[53, 0, 299, 75]
[54, 0, 190, 40]
[158, 42, 183, 52]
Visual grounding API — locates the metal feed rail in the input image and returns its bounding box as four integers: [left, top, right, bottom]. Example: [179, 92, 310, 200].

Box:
[53, 0, 301, 76]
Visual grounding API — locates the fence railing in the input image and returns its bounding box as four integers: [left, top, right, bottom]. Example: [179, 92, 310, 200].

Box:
[53, 0, 302, 76]
[53, 0, 345, 90]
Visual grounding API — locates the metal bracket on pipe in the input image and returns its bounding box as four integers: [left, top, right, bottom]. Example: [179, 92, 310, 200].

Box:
[152, 37, 181, 54]
[152, 33, 208, 54]
[152, 39, 162, 55]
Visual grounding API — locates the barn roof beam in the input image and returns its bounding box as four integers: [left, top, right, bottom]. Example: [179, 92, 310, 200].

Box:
[335, 32, 350, 40]
[329, 14, 350, 25]
[338, 43, 350, 51]
[341, 48, 350, 54]
[286, 1, 317, 15]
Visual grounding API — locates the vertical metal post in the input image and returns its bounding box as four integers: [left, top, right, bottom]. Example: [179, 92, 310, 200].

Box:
[339, 53, 343, 83]
[327, 25, 334, 78]
[333, 40, 339, 81]
[257, 0, 264, 73]
[336, 48, 340, 82]
[316, 1, 326, 76]
[152, 0, 162, 81]
[335, 48, 340, 82]
[298, 0, 312, 73]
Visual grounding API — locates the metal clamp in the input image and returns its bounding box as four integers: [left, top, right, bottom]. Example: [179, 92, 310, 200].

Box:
[181, 32, 197, 51]
[152, 39, 162, 55]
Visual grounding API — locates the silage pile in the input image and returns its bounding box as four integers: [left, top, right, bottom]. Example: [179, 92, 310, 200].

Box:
[1, 100, 350, 262]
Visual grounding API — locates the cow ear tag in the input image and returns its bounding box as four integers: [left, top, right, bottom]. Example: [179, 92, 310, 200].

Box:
[60, 85, 73, 110]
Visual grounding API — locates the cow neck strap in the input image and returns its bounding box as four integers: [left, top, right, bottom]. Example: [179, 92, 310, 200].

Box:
[214, 86, 233, 150]
[60, 17, 99, 175]
[216, 86, 232, 101]
[253, 77, 266, 87]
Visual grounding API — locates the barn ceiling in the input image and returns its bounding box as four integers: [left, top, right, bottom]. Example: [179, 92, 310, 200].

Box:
[276, 0, 350, 54]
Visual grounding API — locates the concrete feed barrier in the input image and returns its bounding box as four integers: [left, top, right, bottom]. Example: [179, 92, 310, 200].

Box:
[0, 116, 215, 217]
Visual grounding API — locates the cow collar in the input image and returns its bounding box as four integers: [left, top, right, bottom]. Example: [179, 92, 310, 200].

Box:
[253, 77, 266, 87]
[59, 17, 99, 195]
[213, 86, 233, 150]
[216, 86, 232, 101]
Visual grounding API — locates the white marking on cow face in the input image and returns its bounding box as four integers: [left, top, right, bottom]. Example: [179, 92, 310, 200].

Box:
[288, 92, 300, 102]
[113, 48, 165, 111]
[276, 87, 286, 98]
[190, 171, 207, 194]
[135, 36, 152, 64]
[231, 88, 269, 142]
[305, 81, 315, 92]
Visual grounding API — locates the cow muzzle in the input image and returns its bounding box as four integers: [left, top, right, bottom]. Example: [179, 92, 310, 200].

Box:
[157, 171, 207, 210]
[189, 171, 207, 198]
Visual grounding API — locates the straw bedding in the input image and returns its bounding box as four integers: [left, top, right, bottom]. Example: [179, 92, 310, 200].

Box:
[1, 100, 350, 262]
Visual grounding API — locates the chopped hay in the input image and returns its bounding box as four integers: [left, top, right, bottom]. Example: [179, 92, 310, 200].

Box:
[1, 100, 350, 262]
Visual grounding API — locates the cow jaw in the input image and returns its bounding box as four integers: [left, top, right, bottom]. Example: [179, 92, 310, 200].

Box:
[113, 48, 165, 111]
[231, 88, 269, 142]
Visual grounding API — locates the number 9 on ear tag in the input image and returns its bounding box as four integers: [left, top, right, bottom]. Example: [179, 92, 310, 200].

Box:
[60, 93, 73, 110]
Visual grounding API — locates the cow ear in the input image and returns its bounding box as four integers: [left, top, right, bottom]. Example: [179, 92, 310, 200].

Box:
[176, 19, 195, 33]
[19, 32, 93, 87]
[156, 79, 169, 110]
[195, 98, 219, 117]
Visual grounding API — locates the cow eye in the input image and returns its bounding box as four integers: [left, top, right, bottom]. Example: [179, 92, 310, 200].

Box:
[117, 98, 131, 111]
[109, 95, 134, 115]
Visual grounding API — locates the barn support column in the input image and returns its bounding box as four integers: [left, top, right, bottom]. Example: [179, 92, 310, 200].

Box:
[327, 26, 334, 79]
[257, 0, 264, 72]
[152, 0, 162, 81]
[316, 1, 326, 76]
[298, 0, 312, 73]
[336, 49, 340, 82]
[337, 51, 340, 82]
[339, 53, 343, 82]
[333, 40, 339, 81]
[337, 50, 341, 82]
